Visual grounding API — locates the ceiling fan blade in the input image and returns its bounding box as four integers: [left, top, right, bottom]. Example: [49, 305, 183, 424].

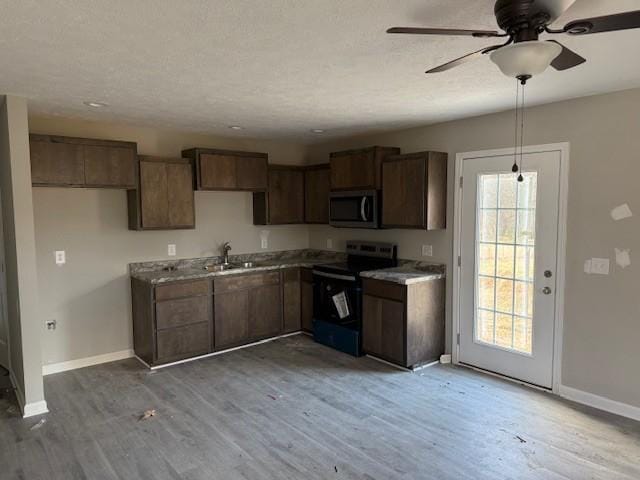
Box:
[426, 44, 504, 74]
[387, 27, 502, 38]
[563, 10, 640, 35]
[547, 40, 586, 70]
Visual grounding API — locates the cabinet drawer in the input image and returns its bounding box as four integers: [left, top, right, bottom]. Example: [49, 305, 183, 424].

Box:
[214, 271, 280, 293]
[156, 296, 210, 330]
[155, 280, 210, 301]
[156, 322, 210, 362]
[362, 278, 405, 302]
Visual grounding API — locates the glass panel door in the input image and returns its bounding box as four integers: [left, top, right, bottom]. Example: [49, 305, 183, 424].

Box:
[476, 172, 537, 354]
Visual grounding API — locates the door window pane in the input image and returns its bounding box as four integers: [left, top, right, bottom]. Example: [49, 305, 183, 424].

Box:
[475, 172, 537, 355]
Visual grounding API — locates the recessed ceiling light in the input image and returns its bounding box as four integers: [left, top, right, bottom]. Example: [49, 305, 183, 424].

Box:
[228, 125, 243, 131]
[310, 129, 325, 134]
[83, 101, 109, 108]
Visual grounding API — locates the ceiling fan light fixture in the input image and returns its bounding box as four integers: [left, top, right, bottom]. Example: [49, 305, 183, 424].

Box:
[490, 41, 562, 78]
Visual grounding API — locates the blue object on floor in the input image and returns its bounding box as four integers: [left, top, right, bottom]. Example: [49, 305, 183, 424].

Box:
[312, 318, 362, 357]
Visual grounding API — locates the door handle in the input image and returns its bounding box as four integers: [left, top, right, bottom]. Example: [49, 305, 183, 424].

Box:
[542, 286, 552, 295]
[361, 197, 368, 221]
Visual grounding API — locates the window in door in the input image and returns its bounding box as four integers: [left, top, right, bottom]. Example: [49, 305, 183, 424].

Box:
[475, 172, 537, 355]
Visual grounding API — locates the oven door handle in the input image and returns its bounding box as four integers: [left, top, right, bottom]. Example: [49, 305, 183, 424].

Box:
[360, 197, 368, 221]
[312, 270, 357, 282]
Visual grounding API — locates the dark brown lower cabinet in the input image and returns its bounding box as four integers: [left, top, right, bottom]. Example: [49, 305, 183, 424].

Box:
[362, 277, 445, 368]
[282, 268, 302, 333]
[301, 268, 314, 332]
[131, 278, 213, 366]
[132, 268, 307, 367]
[213, 271, 283, 351]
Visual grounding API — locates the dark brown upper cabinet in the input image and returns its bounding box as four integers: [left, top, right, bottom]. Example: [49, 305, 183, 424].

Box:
[30, 134, 137, 188]
[304, 164, 329, 224]
[381, 151, 448, 230]
[182, 148, 268, 191]
[253, 165, 305, 225]
[330, 146, 400, 191]
[128, 156, 195, 230]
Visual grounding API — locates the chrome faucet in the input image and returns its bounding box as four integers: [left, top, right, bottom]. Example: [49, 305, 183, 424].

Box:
[221, 242, 232, 265]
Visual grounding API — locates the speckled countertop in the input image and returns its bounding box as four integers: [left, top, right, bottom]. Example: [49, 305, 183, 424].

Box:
[129, 249, 346, 285]
[360, 260, 446, 285]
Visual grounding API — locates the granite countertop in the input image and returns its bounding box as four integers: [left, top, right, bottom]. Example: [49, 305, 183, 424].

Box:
[130, 249, 346, 285]
[360, 261, 446, 285]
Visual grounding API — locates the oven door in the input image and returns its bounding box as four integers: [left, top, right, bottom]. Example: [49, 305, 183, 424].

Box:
[312, 270, 362, 328]
[329, 190, 378, 228]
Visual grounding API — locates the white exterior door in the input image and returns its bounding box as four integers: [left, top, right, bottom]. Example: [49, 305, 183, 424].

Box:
[458, 147, 563, 388]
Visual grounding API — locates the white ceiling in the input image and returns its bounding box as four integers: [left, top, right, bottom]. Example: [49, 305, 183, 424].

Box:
[2, 0, 640, 143]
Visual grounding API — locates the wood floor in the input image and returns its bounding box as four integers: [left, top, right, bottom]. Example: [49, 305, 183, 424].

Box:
[1, 335, 639, 480]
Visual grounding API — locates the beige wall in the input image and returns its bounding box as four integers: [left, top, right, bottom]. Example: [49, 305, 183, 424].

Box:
[29, 116, 309, 366]
[1, 95, 45, 410]
[306, 88, 640, 409]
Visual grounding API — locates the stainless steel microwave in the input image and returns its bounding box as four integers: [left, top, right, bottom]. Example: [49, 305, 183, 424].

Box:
[329, 190, 379, 229]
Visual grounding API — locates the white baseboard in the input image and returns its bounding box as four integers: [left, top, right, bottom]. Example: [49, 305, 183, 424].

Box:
[23, 400, 49, 418]
[559, 384, 640, 422]
[42, 349, 134, 376]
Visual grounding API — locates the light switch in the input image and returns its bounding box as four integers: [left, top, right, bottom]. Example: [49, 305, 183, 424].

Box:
[422, 245, 433, 257]
[55, 251, 66, 265]
[168, 244, 176, 257]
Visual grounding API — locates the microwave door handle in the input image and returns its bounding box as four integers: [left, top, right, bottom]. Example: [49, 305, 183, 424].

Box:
[361, 197, 367, 221]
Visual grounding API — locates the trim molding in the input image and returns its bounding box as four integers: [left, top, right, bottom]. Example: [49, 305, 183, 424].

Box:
[42, 349, 134, 376]
[9, 367, 25, 411]
[559, 384, 640, 422]
[23, 400, 49, 418]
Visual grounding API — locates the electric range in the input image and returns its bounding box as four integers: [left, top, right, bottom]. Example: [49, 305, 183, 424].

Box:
[311, 241, 397, 356]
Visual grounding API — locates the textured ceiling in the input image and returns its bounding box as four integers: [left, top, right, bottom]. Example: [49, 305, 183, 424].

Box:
[2, 0, 640, 143]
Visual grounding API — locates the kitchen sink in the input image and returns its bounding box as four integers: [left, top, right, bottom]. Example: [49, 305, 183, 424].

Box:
[203, 264, 237, 272]
[203, 261, 258, 272]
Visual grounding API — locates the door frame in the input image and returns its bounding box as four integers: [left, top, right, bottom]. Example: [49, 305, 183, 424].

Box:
[0, 188, 10, 370]
[452, 143, 570, 394]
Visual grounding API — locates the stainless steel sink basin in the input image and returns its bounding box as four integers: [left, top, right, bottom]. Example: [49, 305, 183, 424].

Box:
[235, 261, 256, 268]
[204, 262, 259, 272]
[203, 264, 237, 272]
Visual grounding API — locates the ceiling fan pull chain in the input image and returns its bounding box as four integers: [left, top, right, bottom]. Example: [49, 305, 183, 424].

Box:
[512, 78, 520, 173]
[518, 81, 526, 182]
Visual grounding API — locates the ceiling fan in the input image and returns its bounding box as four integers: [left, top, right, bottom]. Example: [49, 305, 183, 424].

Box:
[387, 0, 640, 78]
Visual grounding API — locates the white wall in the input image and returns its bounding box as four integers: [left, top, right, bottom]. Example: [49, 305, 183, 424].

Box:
[29, 116, 309, 366]
[1, 95, 46, 414]
[305, 88, 640, 409]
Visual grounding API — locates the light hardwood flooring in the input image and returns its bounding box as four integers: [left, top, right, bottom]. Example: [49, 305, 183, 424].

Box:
[1, 334, 639, 479]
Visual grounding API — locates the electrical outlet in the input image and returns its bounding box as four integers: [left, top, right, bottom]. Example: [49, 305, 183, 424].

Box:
[168, 244, 176, 256]
[421, 245, 433, 257]
[55, 251, 66, 265]
[46, 319, 57, 331]
[590, 258, 610, 275]
[261, 237, 268, 249]
[326, 239, 333, 249]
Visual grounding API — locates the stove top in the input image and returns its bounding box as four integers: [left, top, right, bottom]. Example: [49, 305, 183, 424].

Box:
[313, 241, 398, 278]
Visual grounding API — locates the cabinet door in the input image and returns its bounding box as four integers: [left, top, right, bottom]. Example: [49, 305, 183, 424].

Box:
[199, 153, 236, 190]
[84, 145, 136, 188]
[304, 167, 330, 223]
[382, 157, 426, 228]
[363, 294, 405, 365]
[248, 284, 282, 340]
[140, 161, 170, 228]
[214, 291, 249, 350]
[330, 151, 375, 190]
[156, 322, 210, 363]
[268, 169, 304, 224]
[301, 278, 314, 332]
[282, 269, 301, 333]
[236, 156, 268, 191]
[30, 139, 85, 186]
[167, 162, 195, 228]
